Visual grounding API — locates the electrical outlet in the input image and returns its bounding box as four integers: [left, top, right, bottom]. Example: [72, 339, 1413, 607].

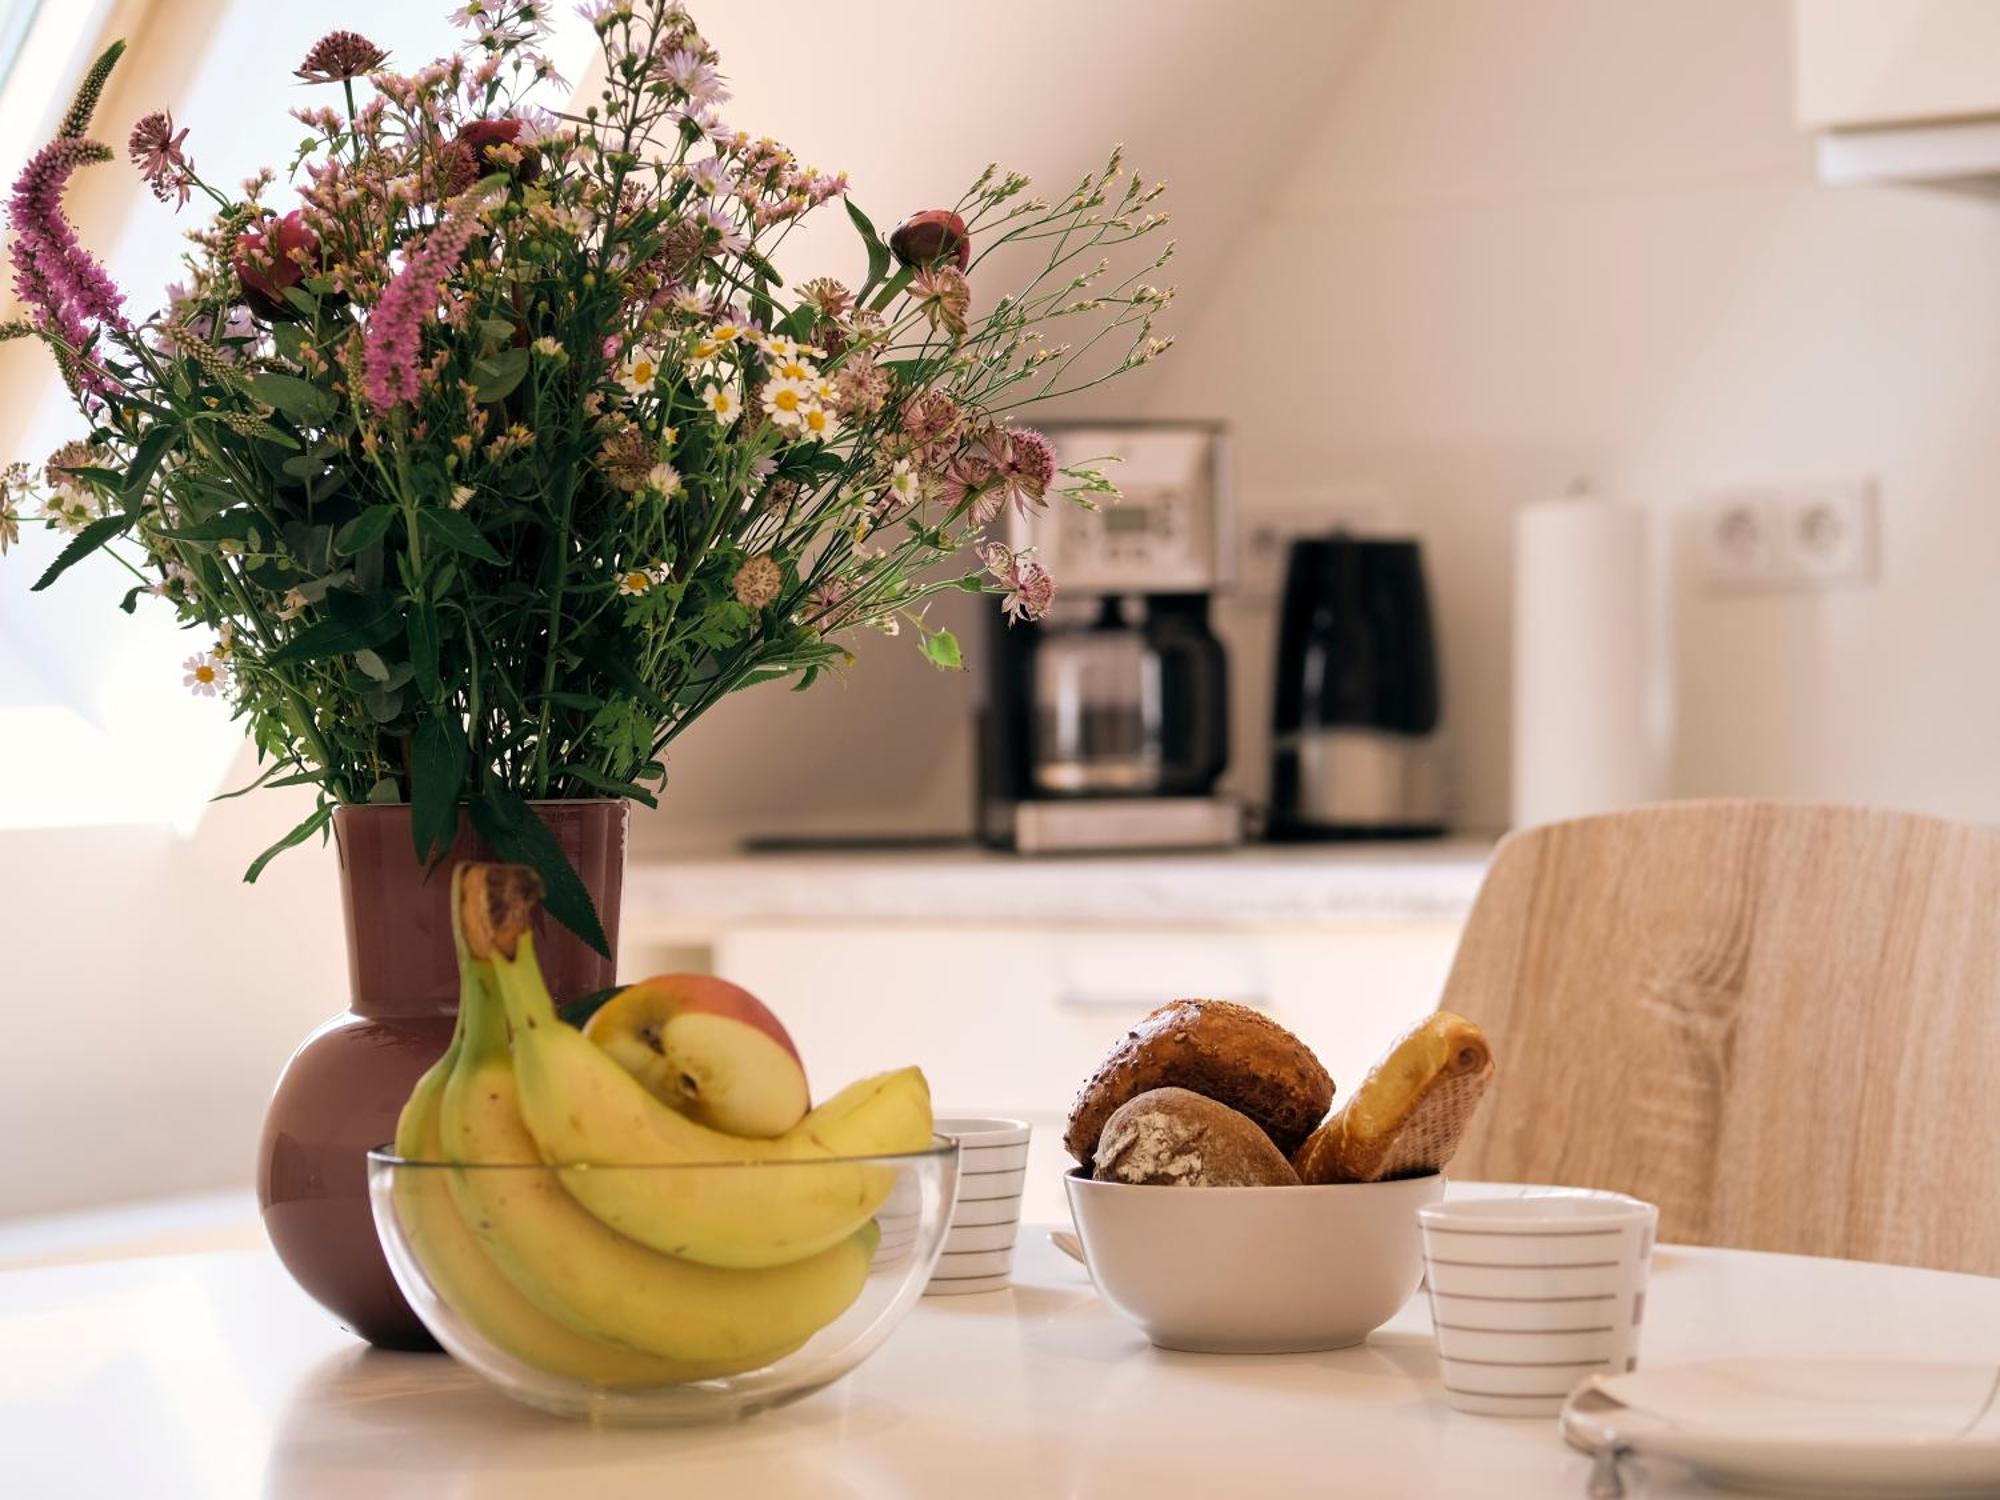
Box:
[1697, 480, 1879, 590]
[1697, 489, 1780, 589]
[1234, 484, 1401, 600]
[1774, 480, 1877, 586]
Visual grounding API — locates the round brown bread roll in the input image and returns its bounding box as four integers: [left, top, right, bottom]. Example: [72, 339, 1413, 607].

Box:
[1064, 999, 1334, 1163]
[1093, 1087, 1301, 1187]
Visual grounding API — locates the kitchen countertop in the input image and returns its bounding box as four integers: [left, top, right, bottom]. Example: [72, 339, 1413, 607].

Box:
[622, 839, 1494, 929]
[9, 1216, 2000, 1498]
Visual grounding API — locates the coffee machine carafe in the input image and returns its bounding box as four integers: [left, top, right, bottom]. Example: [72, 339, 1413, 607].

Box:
[979, 424, 1239, 853]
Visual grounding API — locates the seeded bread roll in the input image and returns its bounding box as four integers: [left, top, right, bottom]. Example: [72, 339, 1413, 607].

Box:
[1064, 999, 1334, 1163]
[1093, 1087, 1301, 1187]
[1292, 1011, 1494, 1184]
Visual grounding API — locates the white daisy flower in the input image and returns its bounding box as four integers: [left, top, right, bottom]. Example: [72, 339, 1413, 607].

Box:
[182, 652, 226, 697]
[767, 354, 816, 383]
[702, 382, 741, 422]
[671, 289, 707, 317]
[887, 459, 921, 507]
[760, 377, 812, 429]
[799, 403, 837, 441]
[617, 344, 666, 395]
[647, 462, 683, 498]
[616, 566, 661, 597]
[214, 622, 236, 659]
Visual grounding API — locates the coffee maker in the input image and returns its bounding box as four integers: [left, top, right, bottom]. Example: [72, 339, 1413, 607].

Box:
[978, 423, 1239, 853]
[1267, 534, 1447, 839]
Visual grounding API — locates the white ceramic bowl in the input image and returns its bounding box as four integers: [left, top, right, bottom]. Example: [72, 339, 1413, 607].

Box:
[1064, 1168, 1444, 1353]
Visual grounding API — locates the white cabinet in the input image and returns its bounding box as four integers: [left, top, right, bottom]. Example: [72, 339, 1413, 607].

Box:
[1794, 1, 2000, 185]
[1794, 0, 2000, 128]
[669, 920, 1463, 1121]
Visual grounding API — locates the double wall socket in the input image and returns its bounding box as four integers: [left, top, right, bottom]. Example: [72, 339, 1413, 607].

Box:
[1697, 480, 1879, 590]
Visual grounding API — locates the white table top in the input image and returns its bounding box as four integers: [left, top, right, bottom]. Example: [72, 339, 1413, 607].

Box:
[6, 1223, 1999, 1499]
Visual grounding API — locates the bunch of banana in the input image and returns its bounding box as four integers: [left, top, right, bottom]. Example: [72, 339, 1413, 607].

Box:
[388, 863, 934, 1387]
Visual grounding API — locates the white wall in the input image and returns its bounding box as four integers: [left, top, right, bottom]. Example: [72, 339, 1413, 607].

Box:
[1146, 0, 2000, 828]
[0, 773, 348, 1216]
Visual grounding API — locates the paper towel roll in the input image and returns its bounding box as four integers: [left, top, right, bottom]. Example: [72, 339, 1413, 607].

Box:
[1511, 499, 1663, 830]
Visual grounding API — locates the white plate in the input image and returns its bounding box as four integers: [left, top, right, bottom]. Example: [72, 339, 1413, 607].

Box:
[1561, 1358, 2000, 1497]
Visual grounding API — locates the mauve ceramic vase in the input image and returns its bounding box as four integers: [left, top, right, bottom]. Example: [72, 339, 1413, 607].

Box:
[256, 800, 628, 1349]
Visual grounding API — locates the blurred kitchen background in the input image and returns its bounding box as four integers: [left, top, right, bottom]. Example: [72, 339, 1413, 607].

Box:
[5, 0, 2000, 1239]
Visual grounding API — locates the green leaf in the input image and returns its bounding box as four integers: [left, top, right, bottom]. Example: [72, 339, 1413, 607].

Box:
[266, 590, 403, 664]
[469, 785, 611, 958]
[158, 509, 261, 543]
[471, 346, 531, 403]
[243, 802, 333, 883]
[353, 648, 391, 682]
[334, 506, 398, 556]
[846, 198, 892, 298]
[418, 507, 504, 565]
[31, 512, 129, 591]
[120, 426, 176, 500]
[868, 264, 916, 313]
[556, 986, 622, 1030]
[249, 372, 336, 425]
[919, 627, 965, 671]
[118, 584, 143, 614]
[269, 323, 306, 363]
[410, 715, 467, 862]
[281, 286, 319, 318]
[408, 603, 440, 701]
[553, 764, 659, 808]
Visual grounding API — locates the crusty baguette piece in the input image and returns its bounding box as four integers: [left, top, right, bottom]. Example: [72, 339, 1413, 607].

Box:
[1292, 1012, 1493, 1184]
[1093, 1087, 1301, 1187]
[1064, 999, 1334, 1164]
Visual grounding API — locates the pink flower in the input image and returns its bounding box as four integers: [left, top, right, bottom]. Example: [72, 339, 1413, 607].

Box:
[232, 211, 321, 320]
[295, 31, 390, 84]
[362, 186, 494, 409]
[128, 112, 194, 208]
[985, 426, 1056, 519]
[7, 135, 125, 394]
[911, 265, 970, 338]
[983, 543, 1055, 624]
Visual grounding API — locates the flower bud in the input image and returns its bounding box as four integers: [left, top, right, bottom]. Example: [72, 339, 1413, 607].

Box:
[233, 211, 321, 321]
[889, 209, 969, 271]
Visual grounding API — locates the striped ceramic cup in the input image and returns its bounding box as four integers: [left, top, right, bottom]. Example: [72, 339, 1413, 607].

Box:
[1418, 1190, 1658, 1417]
[925, 1117, 1031, 1295]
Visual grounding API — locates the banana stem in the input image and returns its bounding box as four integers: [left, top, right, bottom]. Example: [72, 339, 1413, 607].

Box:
[458, 957, 509, 1062]
[487, 932, 560, 1035]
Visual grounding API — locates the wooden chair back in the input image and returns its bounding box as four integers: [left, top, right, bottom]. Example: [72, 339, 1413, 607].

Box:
[1442, 800, 2000, 1275]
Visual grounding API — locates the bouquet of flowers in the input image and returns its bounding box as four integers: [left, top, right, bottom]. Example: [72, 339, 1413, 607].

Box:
[0, 1, 1171, 946]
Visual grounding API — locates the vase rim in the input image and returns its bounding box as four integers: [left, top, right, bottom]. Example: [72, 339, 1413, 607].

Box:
[332, 796, 628, 816]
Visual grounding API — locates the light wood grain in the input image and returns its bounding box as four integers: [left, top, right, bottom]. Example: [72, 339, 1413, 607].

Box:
[1443, 800, 2000, 1276]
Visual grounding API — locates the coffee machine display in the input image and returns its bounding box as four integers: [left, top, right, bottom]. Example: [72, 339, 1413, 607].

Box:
[1268, 534, 1447, 839]
[978, 423, 1239, 853]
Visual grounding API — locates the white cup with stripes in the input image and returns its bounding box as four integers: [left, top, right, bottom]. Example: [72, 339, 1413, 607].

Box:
[924, 1117, 1031, 1295]
[1418, 1190, 1659, 1417]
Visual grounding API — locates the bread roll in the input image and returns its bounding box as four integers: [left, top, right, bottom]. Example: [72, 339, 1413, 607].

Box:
[1292, 1011, 1493, 1184]
[1093, 1087, 1301, 1187]
[1064, 999, 1333, 1163]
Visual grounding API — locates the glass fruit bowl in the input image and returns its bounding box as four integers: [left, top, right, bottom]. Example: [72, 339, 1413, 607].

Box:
[368, 1139, 960, 1424]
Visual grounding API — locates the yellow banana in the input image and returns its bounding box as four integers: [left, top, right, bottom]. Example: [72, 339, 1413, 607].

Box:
[484, 933, 932, 1268]
[392, 1004, 791, 1386]
[440, 965, 878, 1366]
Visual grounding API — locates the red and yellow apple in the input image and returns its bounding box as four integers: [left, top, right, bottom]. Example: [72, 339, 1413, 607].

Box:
[582, 974, 810, 1138]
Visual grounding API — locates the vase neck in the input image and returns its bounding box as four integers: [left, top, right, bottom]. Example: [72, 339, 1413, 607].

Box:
[333, 803, 628, 1018]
